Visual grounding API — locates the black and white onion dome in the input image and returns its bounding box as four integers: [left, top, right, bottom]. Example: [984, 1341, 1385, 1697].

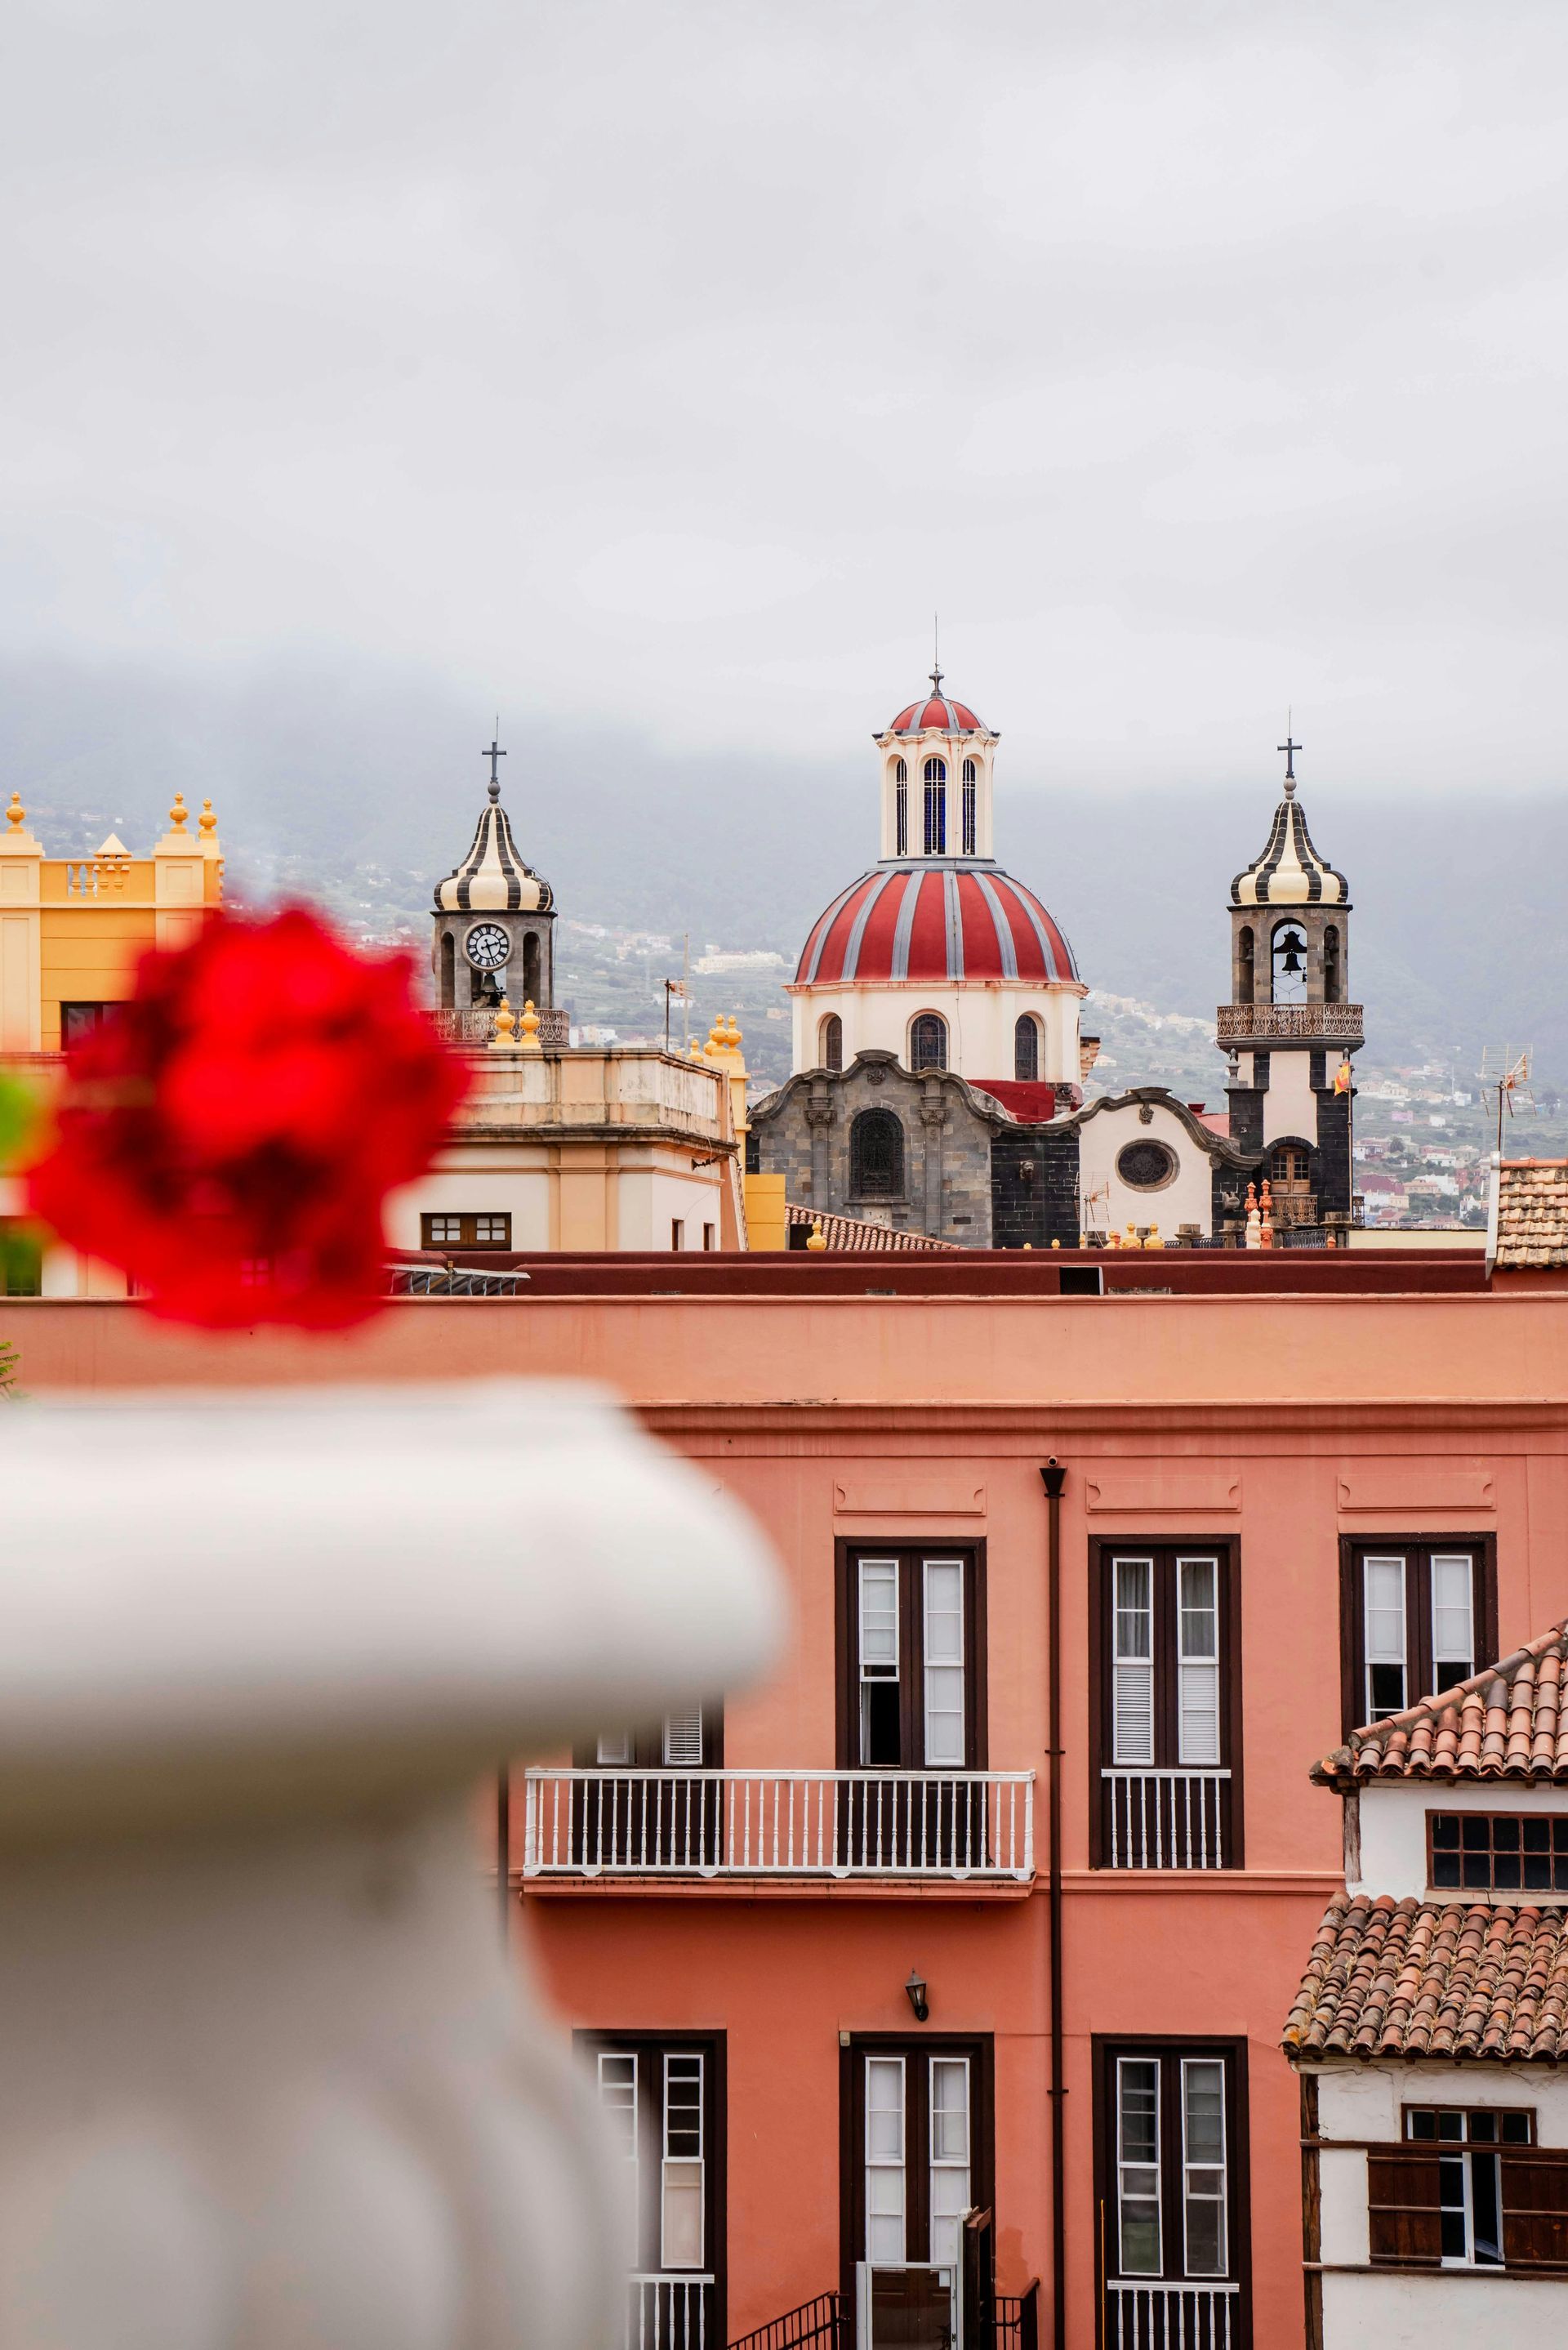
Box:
[434, 771, 552, 914]
[1231, 773, 1348, 907]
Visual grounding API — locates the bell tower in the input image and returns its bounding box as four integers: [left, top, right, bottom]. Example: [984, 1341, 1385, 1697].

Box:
[431, 737, 562, 1038]
[1218, 735, 1362, 1228]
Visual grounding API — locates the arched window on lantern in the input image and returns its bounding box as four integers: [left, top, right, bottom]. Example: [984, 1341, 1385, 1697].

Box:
[439, 930, 456, 1009]
[911, 1012, 947, 1071]
[1014, 1014, 1040, 1082]
[893, 759, 908, 856]
[923, 758, 947, 855]
[850, 1107, 905, 1198]
[820, 1013, 844, 1072]
[961, 759, 978, 855]
[1323, 924, 1342, 1005]
[1271, 918, 1308, 1005]
[1237, 925, 1255, 1006]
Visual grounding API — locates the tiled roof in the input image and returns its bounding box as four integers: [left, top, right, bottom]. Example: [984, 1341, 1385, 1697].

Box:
[1494, 1157, 1568, 1269]
[1312, 1623, 1568, 1786]
[783, 1203, 961, 1253]
[1283, 1896, 1568, 2063]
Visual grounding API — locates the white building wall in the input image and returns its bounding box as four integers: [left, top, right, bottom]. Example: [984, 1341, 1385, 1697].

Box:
[1261, 1050, 1319, 1149]
[1351, 1781, 1568, 1901]
[1078, 1099, 1217, 1241]
[791, 979, 1085, 1089]
[1321, 2268, 1568, 2347]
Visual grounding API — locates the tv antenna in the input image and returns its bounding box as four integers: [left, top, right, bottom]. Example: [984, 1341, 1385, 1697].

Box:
[1477, 1046, 1535, 1152]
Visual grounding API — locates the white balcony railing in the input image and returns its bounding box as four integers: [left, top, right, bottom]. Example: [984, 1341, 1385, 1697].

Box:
[523, 1768, 1035, 1882]
[628, 2273, 714, 2350]
[1102, 1769, 1232, 1869]
[1105, 2280, 1240, 2348]
[1214, 1001, 1362, 1041]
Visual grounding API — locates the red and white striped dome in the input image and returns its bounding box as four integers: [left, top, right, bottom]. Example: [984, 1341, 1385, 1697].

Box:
[795, 865, 1079, 988]
[884, 670, 990, 737]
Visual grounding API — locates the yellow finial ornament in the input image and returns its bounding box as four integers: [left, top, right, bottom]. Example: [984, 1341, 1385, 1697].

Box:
[5, 793, 23, 831]
[492, 996, 517, 1048]
[519, 998, 541, 1053]
[168, 793, 189, 832]
[806, 1217, 827, 1252]
[198, 797, 218, 836]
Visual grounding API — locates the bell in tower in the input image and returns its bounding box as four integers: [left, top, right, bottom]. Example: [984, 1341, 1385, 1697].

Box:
[1217, 733, 1362, 1229]
[431, 736, 563, 1042]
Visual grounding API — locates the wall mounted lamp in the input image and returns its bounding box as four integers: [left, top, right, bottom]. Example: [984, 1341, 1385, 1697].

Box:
[905, 1968, 929, 2023]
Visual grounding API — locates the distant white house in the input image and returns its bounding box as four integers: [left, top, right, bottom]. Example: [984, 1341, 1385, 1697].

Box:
[1284, 1625, 1568, 2343]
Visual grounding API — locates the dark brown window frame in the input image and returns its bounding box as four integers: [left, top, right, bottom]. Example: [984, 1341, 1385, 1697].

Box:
[837, 2031, 995, 2312]
[1338, 1535, 1498, 1741]
[834, 1541, 988, 1771]
[419, 1210, 513, 1251]
[1090, 2035, 1252, 2346]
[1426, 1808, 1568, 1896]
[1402, 2103, 1536, 2145]
[1367, 2115, 1568, 2274]
[576, 2027, 727, 2339]
[1087, 1540, 1245, 1870]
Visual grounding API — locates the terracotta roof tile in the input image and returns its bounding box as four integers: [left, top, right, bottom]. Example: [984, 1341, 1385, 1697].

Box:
[1312, 1621, 1568, 1786]
[782, 1203, 961, 1254]
[1283, 1897, 1568, 2062]
[1494, 1157, 1568, 1269]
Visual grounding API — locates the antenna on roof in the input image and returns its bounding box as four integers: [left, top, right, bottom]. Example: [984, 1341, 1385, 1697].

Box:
[1478, 1046, 1534, 1153]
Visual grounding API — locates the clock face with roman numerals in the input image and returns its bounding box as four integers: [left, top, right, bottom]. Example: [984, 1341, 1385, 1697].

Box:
[465, 923, 511, 972]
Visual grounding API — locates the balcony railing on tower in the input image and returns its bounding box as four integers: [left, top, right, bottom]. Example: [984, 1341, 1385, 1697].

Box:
[524, 1767, 1035, 1883]
[1214, 1002, 1362, 1042]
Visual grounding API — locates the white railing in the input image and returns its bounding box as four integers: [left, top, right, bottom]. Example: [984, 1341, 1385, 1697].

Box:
[1105, 2281, 1240, 2348]
[628, 2273, 714, 2350]
[430, 1006, 570, 1046]
[524, 1768, 1035, 1881]
[1102, 1770, 1231, 1869]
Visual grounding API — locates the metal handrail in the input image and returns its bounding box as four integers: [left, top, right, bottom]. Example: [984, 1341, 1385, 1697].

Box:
[1100, 1768, 1232, 1871]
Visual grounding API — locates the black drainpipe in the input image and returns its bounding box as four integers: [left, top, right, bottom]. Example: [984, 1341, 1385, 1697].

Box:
[497, 1765, 511, 1940]
[1040, 1459, 1067, 2350]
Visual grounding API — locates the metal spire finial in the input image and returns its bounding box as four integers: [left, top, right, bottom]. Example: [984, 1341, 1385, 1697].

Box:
[930, 613, 942, 694]
[483, 721, 506, 803]
[1277, 711, 1301, 797]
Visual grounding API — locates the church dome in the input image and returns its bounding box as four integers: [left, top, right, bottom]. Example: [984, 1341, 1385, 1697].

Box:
[434, 767, 551, 915]
[1232, 770, 1347, 907]
[795, 863, 1079, 988]
[884, 681, 990, 737]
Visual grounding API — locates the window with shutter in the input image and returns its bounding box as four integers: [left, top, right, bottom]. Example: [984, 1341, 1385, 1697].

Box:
[575, 1709, 723, 1868]
[1501, 2150, 1568, 2269]
[580, 2031, 723, 2338]
[1094, 2041, 1246, 2316]
[842, 2035, 994, 2304]
[1093, 1545, 1240, 1869]
[1368, 2147, 1444, 2266]
[839, 1545, 986, 1772]
[1341, 1541, 1494, 1738]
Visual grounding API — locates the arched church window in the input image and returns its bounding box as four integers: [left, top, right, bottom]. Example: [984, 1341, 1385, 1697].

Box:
[523, 932, 541, 1007]
[1014, 1014, 1040, 1082]
[1271, 1142, 1311, 1185]
[961, 759, 977, 855]
[439, 930, 456, 1010]
[1271, 919, 1308, 1005]
[893, 760, 908, 857]
[1323, 924, 1342, 1005]
[1237, 925, 1254, 1006]
[911, 1012, 947, 1071]
[820, 1013, 844, 1072]
[851, 1107, 905, 1198]
[923, 758, 947, 855]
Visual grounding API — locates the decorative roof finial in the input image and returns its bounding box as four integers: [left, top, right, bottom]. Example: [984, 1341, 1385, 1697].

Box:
[198, 797, 217, 836]
[168, 792, 188, 832]
[6, 792, 23, 830]
[483, 722, 506, 805]
[931, 612, 942, 695]
[1277, 711, 1301, 798]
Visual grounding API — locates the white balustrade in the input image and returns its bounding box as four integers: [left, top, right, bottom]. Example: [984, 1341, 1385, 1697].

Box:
[628, 2273, 715, 2350]
[1104, 2280, 1240, 2347]
[524, 1768, 1035, 1881]
[1101, 1769, 1231, 1869]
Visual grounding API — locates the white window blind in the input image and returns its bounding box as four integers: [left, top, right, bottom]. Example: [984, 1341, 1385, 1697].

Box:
[1364, 1556, 1408, 1719]
[929, 2057, 972, 2267]
[859, 1559, 900, 1765]
[1176, 1558, 1221, 1766]
[1431, 1555, 1476, 1687]
[1181, 2058, 1227, 2276]
[923, 1558, 966, 1767]
[1116, 2058, 1161, 2276]
[662, 1708, 704, 1768]
[1111, 1558, 1155, 1766]
[865, 2056, 906, 2263]
[596, 1729, 631, 1767]
[661, 2054, 704, 2269]
[597, 2051, 639, 2255]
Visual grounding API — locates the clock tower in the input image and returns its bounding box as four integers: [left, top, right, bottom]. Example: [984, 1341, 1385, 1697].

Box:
[431, 737, 560, 1036]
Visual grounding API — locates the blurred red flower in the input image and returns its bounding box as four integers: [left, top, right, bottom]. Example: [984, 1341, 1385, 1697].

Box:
[25, 907, 469, 1328]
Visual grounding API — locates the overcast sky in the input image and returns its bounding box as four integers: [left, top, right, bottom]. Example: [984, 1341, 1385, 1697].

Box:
[6, 1, 1568, 804]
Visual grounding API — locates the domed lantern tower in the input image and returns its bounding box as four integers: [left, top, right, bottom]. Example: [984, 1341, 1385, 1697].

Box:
[789, 667, 1086, 1105]
[431, 737, 563, 1041]
[1218, 733, 1362, 1226]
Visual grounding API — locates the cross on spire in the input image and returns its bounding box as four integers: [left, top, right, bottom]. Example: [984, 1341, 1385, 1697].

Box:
[1277, 719, 1301, 793]
[483, 729, 506, 800]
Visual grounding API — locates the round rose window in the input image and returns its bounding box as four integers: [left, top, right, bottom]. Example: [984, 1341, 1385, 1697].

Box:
[1116, 1139, 1178, 1191]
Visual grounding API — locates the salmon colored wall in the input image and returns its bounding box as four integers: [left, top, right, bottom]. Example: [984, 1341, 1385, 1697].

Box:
[9, 1287, 1568, 2350]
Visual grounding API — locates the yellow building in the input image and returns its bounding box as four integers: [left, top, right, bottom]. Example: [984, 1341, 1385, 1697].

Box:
[0, 791, 223, 1054]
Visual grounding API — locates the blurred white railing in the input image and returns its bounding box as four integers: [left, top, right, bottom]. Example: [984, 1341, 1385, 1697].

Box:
[1104, 2281, 1240, 2348]
[1102, 1770, 1231, 1869]
[524, 1768, 1034, 1881]
[628, 2273, 714, 2350]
